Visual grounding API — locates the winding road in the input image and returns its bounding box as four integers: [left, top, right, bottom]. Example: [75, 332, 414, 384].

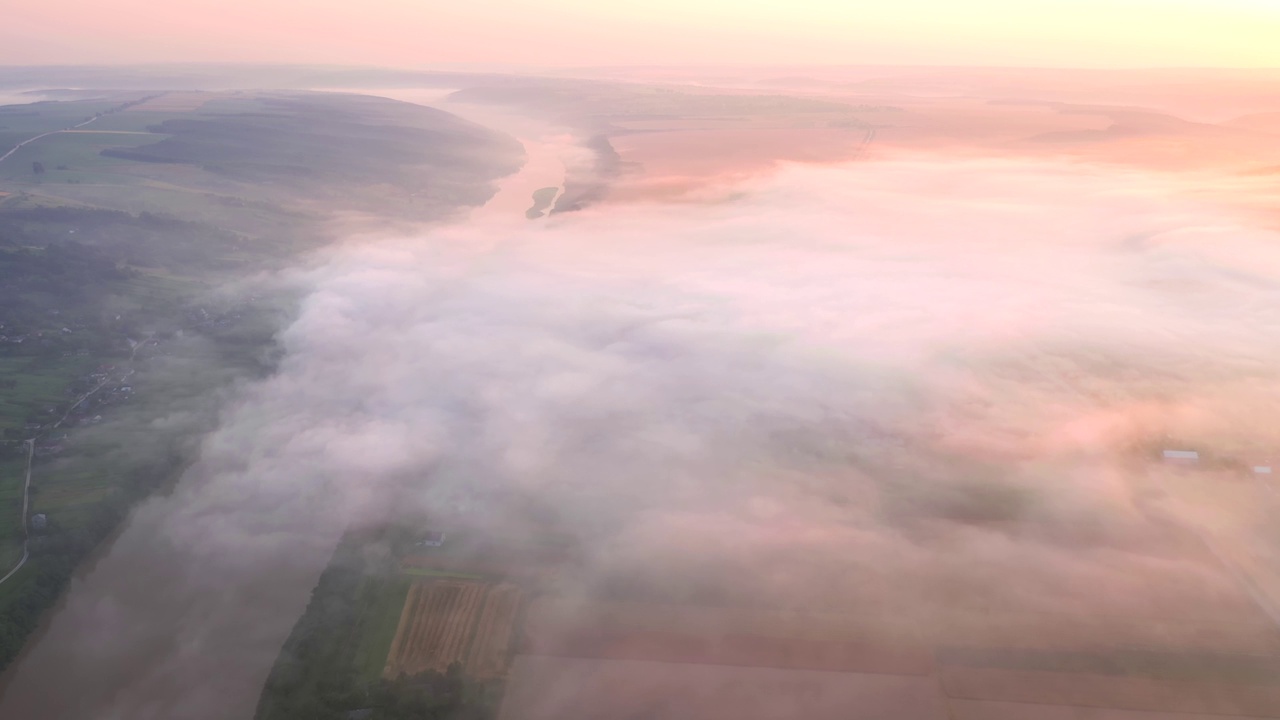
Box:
[0, 114, 100, 169]
[0, 336, 149, 587]
[0, 98, 108, 586]
[0, 441, 35, 586]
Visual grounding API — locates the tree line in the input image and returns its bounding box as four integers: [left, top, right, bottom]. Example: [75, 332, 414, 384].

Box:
[256, 534, 497, 720]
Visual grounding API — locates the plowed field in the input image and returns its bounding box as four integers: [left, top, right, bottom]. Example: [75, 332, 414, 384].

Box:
[383, 579, 524, 679]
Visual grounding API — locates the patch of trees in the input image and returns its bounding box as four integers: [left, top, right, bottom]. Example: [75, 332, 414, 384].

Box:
[549, 135, 624, 215]
[98, 94, 522, 221]
[0, 435, 193, 669]
[0, 236, 129, 299]
[257, 536, 496, 720]
[263, 658, 488, 720]
[0, 236, 132, 352]
[0, 207, 240, 272]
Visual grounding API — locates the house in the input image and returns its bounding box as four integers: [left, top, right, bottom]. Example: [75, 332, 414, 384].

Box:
[31, 514, 47, 531]
[1163, 450, 1199, 464]
[1255, 466, 1273, 476]
[418, 531, 447, 548]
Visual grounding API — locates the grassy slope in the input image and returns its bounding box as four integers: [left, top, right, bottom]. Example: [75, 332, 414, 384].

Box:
[0, 97, 139, 151]
[354, 576, 413, 684]
[257, 533, 499, 720]
[0, 89, 522, 671]
[2, 91, 521, 228]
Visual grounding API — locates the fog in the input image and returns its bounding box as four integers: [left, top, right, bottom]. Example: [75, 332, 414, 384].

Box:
[3, 149, 1280, 718]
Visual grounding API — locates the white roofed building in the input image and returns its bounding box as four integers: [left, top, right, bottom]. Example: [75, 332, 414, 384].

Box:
[1163, 450, 1199, 463]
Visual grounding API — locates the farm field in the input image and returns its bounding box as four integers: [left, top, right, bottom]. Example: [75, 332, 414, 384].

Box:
[0, 131, 168, 184]
[286, 454, 1280, 719]
[950, 699, 1280, 720]
[353, 575, 412, 683]
[504, 586, 1280, 712]
[507, 607, 1280, 718]
[0, 457, 26, 570]
[386, 579, 487, 677]
[467, 583, 523, 678]
[256, 530, 527, 720]
[0, 95, 146, 152]
[521, 599, 930, 674]
[498, 655, 953, 720]
[940, 665, 1280, 717]
[384, 578, 524, 680]
[523, 627, 934, 675]
[522, 589, 1280, 657]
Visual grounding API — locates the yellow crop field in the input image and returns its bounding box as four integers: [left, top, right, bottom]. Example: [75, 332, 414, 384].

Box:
[383, 578, 524, 679]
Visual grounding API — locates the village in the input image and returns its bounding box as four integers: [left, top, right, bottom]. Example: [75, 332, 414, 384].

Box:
[1161, 447, 1274, 481]
[0, 296, 261, 587]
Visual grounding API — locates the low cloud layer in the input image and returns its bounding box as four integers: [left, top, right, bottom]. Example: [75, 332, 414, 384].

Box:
[3, 154, 1280, 719]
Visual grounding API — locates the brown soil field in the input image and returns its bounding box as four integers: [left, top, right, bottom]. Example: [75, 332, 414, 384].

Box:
[949, 699, 1280, 720]
[465, 583, 523, 678]
[523, 599, 916, 640]
[936, 612, 1280, 657]
[384, 579, 487, 678]
[522, 599, 931, 673]
[523, 595, 1280, 658]
[384, 578, 524, 679]
[941, 666, 1280, 717]
[497, 655, 952, 720]
[522, 628, 933, 675]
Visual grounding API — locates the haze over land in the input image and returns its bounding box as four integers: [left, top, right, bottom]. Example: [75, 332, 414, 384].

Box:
[0, 65, 1277, 718]
[1, 4, 1280, 718]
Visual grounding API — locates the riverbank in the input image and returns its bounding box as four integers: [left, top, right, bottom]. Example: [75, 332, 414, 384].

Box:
[0, 88, 555, 719]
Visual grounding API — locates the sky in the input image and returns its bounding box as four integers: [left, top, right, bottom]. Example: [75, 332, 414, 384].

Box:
[3, 0, 1280, 68]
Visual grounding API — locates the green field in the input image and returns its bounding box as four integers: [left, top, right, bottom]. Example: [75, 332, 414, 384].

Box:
[257, 531, 502, 720]
[2, 91, 522, 235]
[0, 131, 166, 182]
[0, 457, 27, 571]
[0, 96, 145, 151]
[354, 576, 413, 683]
[0, 355, 96, 428]
[0, 352, 98, 570]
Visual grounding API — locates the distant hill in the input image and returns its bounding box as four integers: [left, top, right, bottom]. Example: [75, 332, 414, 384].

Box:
[1225, 112, 1280, 134]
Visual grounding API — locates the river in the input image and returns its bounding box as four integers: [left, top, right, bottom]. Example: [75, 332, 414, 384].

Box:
[330, 87, 570, 224]
[0, 90, 59, 107]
